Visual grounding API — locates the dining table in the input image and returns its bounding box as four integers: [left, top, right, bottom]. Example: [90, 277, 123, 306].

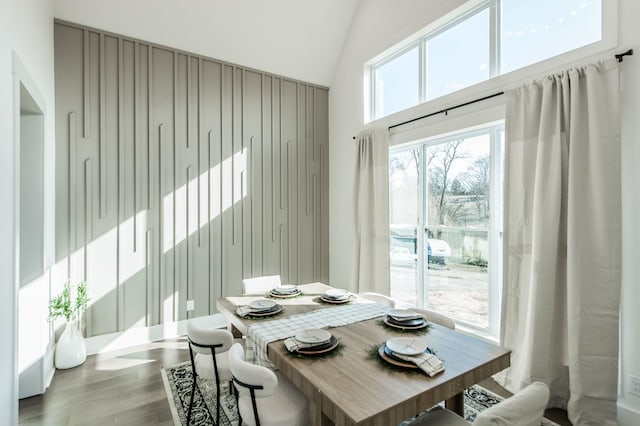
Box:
[216, 282, 511, 426]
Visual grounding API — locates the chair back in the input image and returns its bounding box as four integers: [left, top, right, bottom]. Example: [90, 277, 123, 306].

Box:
[412, 308, 455, 330]
[228, 343, 278, 398]
[242, 274, 282, 295]
[474, 381, 550, 426]
[358, 292, 397, 308]
[187, 322, 233, 355]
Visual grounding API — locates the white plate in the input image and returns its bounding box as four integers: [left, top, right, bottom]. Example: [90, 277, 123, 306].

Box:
[273, 284, 298, 293]
[386, 337, 428, 356]
[249, 299, 278, 310]
[295, 328, 332, 344]
[324, 288, 349, 299]
[277, 284, 297, 290]
[388, 309, 422, 320]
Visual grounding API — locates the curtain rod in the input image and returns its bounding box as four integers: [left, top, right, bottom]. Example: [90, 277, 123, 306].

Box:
[387, 91, 504, 132]
[352, 49, 634, 139]
[615, 48, 633, 62]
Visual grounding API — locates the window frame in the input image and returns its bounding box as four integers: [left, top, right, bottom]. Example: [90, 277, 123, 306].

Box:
[367, 0, 615, 123]
[389, 122, 504, 338]
[371, 41, 423, 120]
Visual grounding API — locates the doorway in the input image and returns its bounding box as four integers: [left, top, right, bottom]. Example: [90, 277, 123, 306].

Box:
[16, 76, 49, 398]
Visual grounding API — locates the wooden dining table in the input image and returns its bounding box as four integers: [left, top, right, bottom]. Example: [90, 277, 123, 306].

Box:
[216, 283, 510, 426]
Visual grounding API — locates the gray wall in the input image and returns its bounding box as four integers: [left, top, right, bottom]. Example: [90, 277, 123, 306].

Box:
[54, 21, 329, 337]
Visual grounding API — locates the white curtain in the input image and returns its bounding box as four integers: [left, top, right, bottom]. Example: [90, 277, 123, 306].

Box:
[500, 58, 621, 425]
[354, 130, 390, 294]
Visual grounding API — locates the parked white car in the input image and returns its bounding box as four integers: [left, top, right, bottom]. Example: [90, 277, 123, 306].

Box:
[390, 247, 417, 267]
[427, 239, 451, 264]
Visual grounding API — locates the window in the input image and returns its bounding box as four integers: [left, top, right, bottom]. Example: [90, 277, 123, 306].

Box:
[374, 45, 420, 118]
[501, 0, 602, 73]
[427, 8, 491, 100]
[389, 124, 503, 335]
[369, 0, 605, 120]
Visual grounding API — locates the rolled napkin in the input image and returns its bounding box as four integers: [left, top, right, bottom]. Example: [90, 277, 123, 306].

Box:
[284, 337, 322, 352]
[392, 351, 445, 377]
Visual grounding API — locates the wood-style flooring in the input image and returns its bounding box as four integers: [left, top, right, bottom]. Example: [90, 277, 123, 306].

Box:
[19, 338, 190, 425]
[19, 337, 571, 425]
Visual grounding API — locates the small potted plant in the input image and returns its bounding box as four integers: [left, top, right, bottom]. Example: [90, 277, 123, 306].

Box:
[49, 280, 89, 369]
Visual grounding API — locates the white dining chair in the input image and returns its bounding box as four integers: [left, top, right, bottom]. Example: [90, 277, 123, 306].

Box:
[186, 316, 234, 426]
[228, 343, 308, 426]
[242, 274, 282, 295]
[357, 292, 397, 308]
[412, 308, 456, 330]
[408, 382, 550, 426]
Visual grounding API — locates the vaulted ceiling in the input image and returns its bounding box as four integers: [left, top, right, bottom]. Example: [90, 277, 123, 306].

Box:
[53, 0, 361, 87]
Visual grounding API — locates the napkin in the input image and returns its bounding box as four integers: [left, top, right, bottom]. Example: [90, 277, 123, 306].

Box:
[236, 306, 255, 317]
[284, 337, 324, 352]
[388, 311, 424, 321]
[392, 351, 445, 377]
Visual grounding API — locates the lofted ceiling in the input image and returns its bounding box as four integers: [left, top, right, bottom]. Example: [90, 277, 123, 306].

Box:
[53, 0, 361, 87]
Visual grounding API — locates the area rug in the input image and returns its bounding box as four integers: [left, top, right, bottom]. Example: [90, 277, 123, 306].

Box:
[162, 361, 560, 426]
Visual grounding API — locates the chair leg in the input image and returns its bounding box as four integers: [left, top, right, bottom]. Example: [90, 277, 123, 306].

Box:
[187, 377, 197, 426]
[236, 392, 242, 425]
[215, 380, 220, 426]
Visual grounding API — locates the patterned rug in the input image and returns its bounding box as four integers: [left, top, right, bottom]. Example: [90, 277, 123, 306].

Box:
[162, 361, 560, 426]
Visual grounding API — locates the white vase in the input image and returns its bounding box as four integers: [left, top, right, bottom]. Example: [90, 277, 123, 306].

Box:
[55, 320, 87, 369]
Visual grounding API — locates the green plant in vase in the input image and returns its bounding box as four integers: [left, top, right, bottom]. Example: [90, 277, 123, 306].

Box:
[49, 280, 89, 323]
[49, 280, 90, 369]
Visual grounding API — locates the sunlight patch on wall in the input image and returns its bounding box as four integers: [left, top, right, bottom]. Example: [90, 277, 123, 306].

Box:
[163, 148, 247, 254]
[18, 275, 47, 375]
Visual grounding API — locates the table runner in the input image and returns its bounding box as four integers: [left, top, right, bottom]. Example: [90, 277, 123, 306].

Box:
[246, 302, 390, 368]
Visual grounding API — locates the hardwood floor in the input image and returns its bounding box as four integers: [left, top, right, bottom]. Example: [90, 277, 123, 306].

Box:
[19, 337, 571, 426]
[19, 338, 190, 425]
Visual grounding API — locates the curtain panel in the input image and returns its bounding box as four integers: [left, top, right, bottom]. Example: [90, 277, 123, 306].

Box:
[500, 58, 621, 425]
[354, 131, 390, 295]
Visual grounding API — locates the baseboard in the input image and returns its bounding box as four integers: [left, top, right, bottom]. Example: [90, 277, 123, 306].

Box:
[618, 401, 640, 425]
[84, 320, 189, 355]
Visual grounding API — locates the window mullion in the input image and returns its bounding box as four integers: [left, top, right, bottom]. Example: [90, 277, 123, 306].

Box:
[490, 0, 500, 77]
[488, 125, 503, 335]
[418, 143, 427, 309]
[420, 40, 427, 103]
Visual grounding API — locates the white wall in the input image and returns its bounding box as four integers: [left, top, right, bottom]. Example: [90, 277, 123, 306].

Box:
[329, 0, 640, 423]
[0, 0, 56, 423]
[53, 0, 359, 87]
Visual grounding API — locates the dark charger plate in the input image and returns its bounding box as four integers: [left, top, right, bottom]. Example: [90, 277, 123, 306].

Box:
[247, 305, 283, 317]
[378, 345, 417, 369]
[296, 336, 338, 355]
[386, 316, 426, 327]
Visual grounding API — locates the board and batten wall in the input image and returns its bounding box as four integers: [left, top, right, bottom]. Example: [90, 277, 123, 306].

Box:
[54, 21, 329, 338]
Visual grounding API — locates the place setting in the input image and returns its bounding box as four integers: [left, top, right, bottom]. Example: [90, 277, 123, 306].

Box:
[284, 328, 339, 356]
[377, 337, 445, 377]
[383, 309, 430, 331]
[268, 284, 303, 298]
[236, 298, 283, 318]
[318, 288, 354, 304]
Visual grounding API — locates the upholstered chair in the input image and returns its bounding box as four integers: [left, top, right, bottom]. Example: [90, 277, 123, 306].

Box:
[186, 315, 233, 426]
[228, 343, 308, 426]
[242, 275, 282, 295]
[408, 381, 550, 426]
[357, 292, 397, 308]
[412, 308, 456, 330]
